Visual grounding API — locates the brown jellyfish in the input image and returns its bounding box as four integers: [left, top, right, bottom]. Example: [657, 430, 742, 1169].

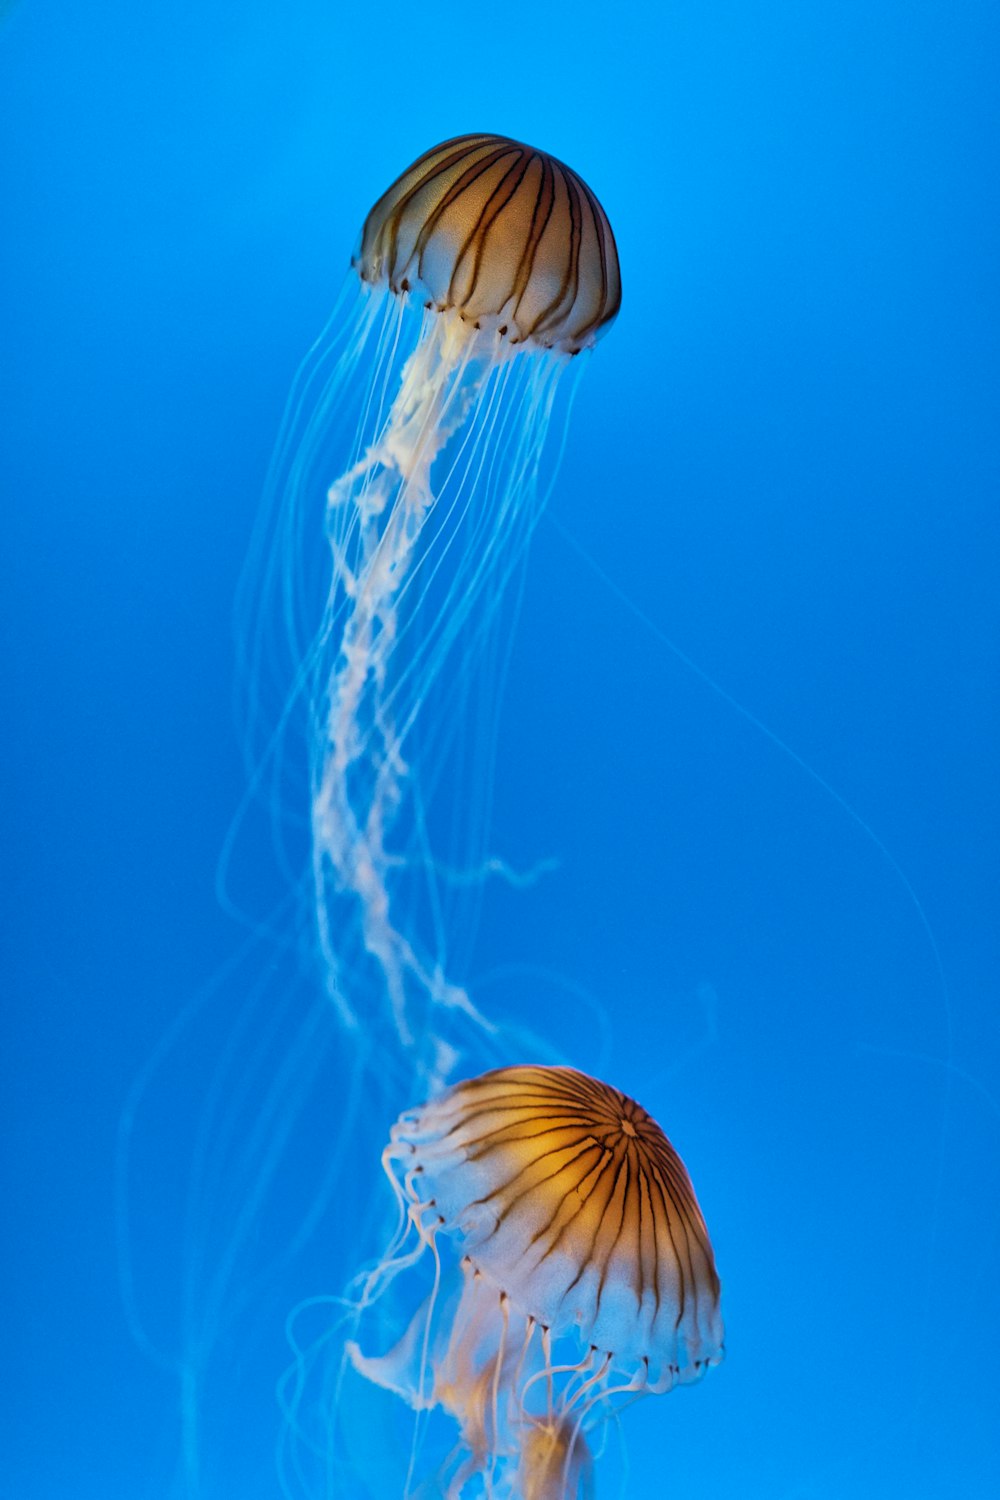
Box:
[348, 1065, 723, 1497]
[248, 135, 620, 1057]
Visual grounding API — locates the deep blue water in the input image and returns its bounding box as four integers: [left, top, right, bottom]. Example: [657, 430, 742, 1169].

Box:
[2, 3, 998, 1497]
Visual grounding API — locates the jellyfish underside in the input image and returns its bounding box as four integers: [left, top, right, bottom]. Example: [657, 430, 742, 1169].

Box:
[346, 1066, 724, 1498]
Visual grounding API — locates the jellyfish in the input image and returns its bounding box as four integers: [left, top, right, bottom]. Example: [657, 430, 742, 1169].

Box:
[238, 134, 620, 1079]
[345, 1065, 724, 1498]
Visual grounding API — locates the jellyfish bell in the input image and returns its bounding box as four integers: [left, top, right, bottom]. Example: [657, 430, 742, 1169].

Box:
[347, 1065, 723, 1497]
[355, 134, 621, 354]
[393, 1065, 723, 1384]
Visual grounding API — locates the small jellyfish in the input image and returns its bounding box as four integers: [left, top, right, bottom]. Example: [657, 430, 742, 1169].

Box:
[242, 136, 620, 1069]
[348, 1065, 723, 1497]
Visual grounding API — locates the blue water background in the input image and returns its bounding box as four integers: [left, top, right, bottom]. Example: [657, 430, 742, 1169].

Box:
[2, 2, 998, 1496]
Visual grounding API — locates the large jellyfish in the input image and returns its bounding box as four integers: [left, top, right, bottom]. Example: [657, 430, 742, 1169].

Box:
[239, 134, 620, 1081]
[344, 1065, 724, 1497]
